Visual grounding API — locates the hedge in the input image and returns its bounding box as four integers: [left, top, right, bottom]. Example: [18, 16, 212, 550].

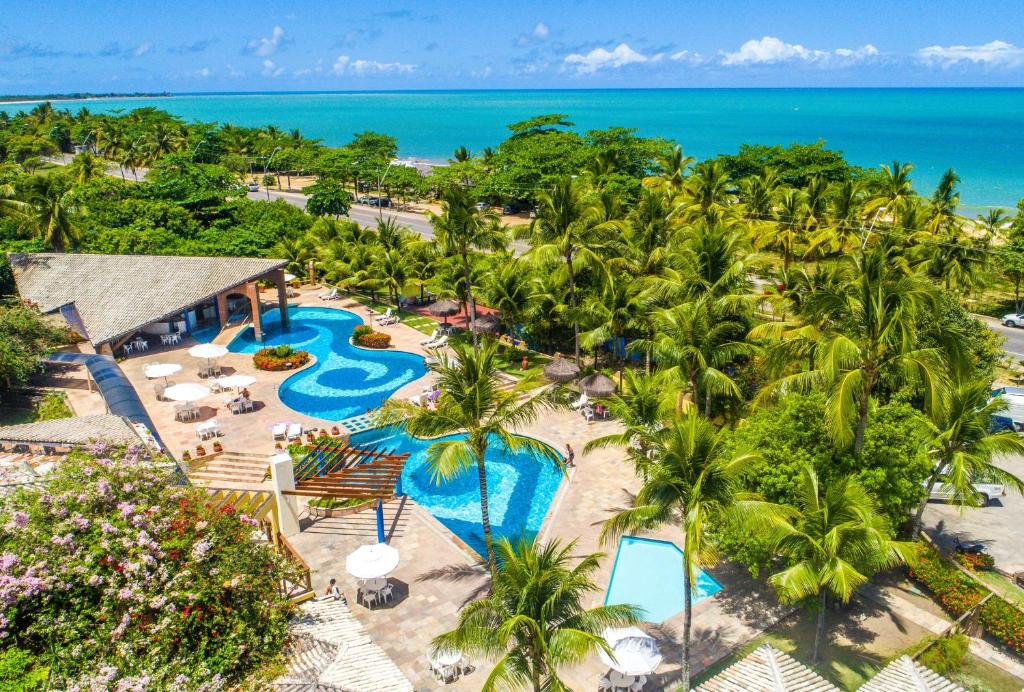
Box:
[906, 543, 986, 616]
[980, 597, 1024, 655]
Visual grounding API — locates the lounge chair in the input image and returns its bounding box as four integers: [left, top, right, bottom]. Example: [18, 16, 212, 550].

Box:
[272, 423, 287, 440]
[379, 313, 399, 326]
[424, 334, 448, 349]
[419, 328, 440, 345]
[570, 392, 589, 410]
[582, 406, 595, 423]
[319, 287, 340, 301]
[196, 420, 220, 440]
[373, 308, 393, 324]
[287, 423, 303, 441]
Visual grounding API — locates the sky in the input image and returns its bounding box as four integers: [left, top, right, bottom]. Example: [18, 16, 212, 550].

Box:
[2, 0, 1024, 93]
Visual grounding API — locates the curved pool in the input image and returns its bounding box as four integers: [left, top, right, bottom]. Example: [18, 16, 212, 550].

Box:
[351, 427, 564, 559]
[227, 306, 427, 420]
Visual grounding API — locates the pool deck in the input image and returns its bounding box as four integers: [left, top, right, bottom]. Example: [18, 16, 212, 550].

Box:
[55, 286, 791, 690]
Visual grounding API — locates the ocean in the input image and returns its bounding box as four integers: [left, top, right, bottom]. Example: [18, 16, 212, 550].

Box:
[3, 89, 1023, 211]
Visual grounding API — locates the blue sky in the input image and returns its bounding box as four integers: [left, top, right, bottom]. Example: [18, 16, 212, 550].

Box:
[2, 0, 1024, 92]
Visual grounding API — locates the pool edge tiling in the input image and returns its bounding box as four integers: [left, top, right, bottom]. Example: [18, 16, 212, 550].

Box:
[227, 305, 427, 421]
[604, 536, 723, 623]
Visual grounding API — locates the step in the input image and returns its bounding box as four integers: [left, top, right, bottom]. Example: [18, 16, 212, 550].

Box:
[191, 467, 267, 479]
[195, 459, 268, 472]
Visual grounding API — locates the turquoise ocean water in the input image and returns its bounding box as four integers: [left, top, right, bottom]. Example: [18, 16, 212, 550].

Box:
[4, 89, 1024, 210]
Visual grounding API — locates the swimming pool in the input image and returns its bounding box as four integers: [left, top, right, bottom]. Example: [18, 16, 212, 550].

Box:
[350, 426, 564, 559]
[604, 536, 723, 623]
[228, 306, 427, 420]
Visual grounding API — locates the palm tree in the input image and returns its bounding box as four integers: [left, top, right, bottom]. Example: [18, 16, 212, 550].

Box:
[676, 160, 733, 223]
[452, 145, 471, 163]
[480, 256, 533, 335]
[869, 160, 916, 225]
[428, 186, 507, 349]
[914, 379, 1024, 533]
[24, 175, 80, 252]
[601, 409, 765, 691]
[644, 144, 693, 196]
[272, 237, 311, 279]
[976, 208, 1008, 240]
[767, 466, 908, 662]
[927, 168, 960, 233]
[581, 272, 645, 374]
[67, 151, 105, 185]
[632, 297, 751, 416]
[434, 537, 640, 691]
[382, 341, 563, 576]
[759, 187, 807, 272]
[526, 176, 614, 366]
[771, 243, 949, 453]
[584, 369, 677, 472]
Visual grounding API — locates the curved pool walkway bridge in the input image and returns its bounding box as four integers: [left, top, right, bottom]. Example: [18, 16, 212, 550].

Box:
[286, 436, 410, 544]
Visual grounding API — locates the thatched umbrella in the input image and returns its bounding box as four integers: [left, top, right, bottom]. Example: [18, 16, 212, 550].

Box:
[543, 354, 580, 383]
[471, 314, 502, 334]
[428, 298, 461, 325]
[579, 372, 617, 398]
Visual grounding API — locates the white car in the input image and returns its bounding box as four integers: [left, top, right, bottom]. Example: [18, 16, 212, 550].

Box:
[928, 475, 1005, 505]
[1003, 313, 1024, 327]
[247, 181, 260, 192]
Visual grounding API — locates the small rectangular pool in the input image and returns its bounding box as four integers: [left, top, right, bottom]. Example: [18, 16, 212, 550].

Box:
[604, 536, 723, 623]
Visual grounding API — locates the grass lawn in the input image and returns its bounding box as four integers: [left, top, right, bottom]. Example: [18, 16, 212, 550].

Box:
[950, 653, 1024, 691]
[0, 405, 35, 426]
[973, 569, 1024, 607]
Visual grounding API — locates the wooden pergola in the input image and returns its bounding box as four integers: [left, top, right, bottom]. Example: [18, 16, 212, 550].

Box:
[284, 437, 410, 543]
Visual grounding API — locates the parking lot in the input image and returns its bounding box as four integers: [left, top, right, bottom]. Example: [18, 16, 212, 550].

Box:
[923, 453, 1024, 574]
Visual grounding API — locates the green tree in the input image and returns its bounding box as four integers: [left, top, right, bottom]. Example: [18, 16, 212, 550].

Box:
[305, 178, 352, 218]
[767, 466, 908, 662]
[0, 304, 70, 400]
[24, 174, 81, 252]
[433, 537, 640, 691]
[383, 341, 563, 576]
[601, 409, 765, 691]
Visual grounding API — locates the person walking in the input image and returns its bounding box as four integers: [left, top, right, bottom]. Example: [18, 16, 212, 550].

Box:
[565, 443, 575, 468]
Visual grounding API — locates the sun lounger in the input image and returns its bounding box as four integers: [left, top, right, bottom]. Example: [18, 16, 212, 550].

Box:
[378, 314, 399, 326]
[570, 393, 589, 410]
[424, 334, 448, 349]
[272, 423, 287, 440]
[319, 287, 340, 300]
[373, 308, 392, 323]
[419, 329, 440, 345]
[287, 423, 303, 440]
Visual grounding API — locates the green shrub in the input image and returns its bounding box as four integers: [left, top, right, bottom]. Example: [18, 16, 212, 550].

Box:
[308, 497, 365, 510]
[253, 346, 310, 371]
[34, 392, 72, 421]
[352, 324, 373, 339]
[918, 632, 968, 675]
[273, 344, 294, 358]
[979, 597, 1024, 655]
[355, 331, 392, 349]
[954, 551, 995, 572]
[0, 647, 49, 691]
[906, 543, 986, 616]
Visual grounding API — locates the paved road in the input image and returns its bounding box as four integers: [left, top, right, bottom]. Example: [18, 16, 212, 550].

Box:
[976, 314, 1024, 359]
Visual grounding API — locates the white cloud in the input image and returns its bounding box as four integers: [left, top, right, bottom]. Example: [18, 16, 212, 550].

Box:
[249, 26, 286, 57]
[195, 67, 213, 78]
[133, 42, 153, 58]
[563, 43, 649, 74]
[917, 40, 1024, 67]
[533, 22, 549, 39]
[261, 59, 284, 77]
[226, 64, 244, 78]
[331, 54, 416, 76]
[670, 49, 706, 65]
[722, 36, 877, 66]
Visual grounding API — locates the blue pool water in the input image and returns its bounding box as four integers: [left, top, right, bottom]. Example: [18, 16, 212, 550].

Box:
[350, 427, 564, 559]
[228, 306, 427, 420]
[605, 536, 723, 623]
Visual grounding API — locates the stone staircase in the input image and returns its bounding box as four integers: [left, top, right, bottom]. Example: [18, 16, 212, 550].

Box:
[187, 451, 271, 487]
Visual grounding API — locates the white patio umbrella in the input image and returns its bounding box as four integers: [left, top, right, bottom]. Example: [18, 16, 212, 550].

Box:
[598, 627, 663, 676]
[143, 362, 182, 384]
[345, 542, 400, 580]
[162, 383, 210, 404]
[284, 272, 297, 282]
[188, 343, 228, 361]
[215, 374, 257, 391]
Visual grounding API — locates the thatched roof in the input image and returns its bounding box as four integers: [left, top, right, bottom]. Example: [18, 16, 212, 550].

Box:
[544, 355, 580, 382]
[428, 299, 461, 317]
[579, 372, 617, 397]
[9, 253, 286, 346]
[471, 314, 502, 334]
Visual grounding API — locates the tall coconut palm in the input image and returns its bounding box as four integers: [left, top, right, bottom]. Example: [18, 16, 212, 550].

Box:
[767, 466, 908, 662]
[632, 297, 751, 416]
[869, 160, 916, 225]
[676, 160, 733, 223]
[601, 409, 765, 692]
[914, 379, 1024, 533]
[927, 168, 960, 233]
[67, 151, 105, 185]
[758, 187, 807, 272]
[584, 369, 677, 472]
[271, 237, 311, 279]
[527, 176, 614, 366]
[433, 537, 640, 691]
[24, 175, 80, 252]
[581, 272, 646, 374]
[644, 144, 694, 195]
[382, 341, 563, 577]
[976, 208, 1008, 240]
[807, 180, 866, 256]
[773, 243, 949, 453]
[480, 256, 533, 335]
[428, 186, 507, 349]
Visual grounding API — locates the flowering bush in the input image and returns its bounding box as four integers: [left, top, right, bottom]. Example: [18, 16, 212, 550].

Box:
[0, 445, 299, 689]
[906, 543, 985, 616]
[954, 551, 995, 572]
[353, 327, 391, 349]
[253, 346, 310, 371]
[980, 597, 1024, 655]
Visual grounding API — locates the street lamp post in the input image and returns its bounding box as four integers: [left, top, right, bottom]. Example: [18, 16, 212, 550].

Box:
[376, 161, 395, 221]
[190, 138, 208, 161]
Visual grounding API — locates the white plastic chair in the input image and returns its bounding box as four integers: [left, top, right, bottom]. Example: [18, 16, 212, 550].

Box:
[287, 423, 303, 440]
[374, 308, 393, 323]
[272, 423, 287, 440]
[570, 392, 589, 410]
[379, 313, 399, 326]
[425, 334, 448, 349]
[319, 287, 339, 300]
[419, 329, 439, 345]
[582, 406, 595, 423]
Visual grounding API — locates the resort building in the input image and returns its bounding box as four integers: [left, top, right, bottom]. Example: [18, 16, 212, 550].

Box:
[0, 413, 152, 454]
[8, 252, 291, 354]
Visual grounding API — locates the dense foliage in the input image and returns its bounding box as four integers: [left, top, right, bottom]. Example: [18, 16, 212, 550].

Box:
[0, 304, 72, 401]
[252, 345, 310, 371]
[0, 446, 296, 688]
[906, 543, 986, 616]
[352, 325, 391, 349]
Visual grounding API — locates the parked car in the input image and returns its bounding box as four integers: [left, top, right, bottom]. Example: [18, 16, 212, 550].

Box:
[474, 201, 488, 211]
[367, 196, 392, 208]
[502, 200, 530, 215]
[1004, 313, 1024, 327]
[356, 195, 371, 204]
[927, 468, 1005, 505]
[247, 181, 259, 192]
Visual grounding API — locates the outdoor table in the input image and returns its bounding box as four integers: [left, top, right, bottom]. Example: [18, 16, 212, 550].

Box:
[609, 671, 637, 689]
[431, 649, 462, 667]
